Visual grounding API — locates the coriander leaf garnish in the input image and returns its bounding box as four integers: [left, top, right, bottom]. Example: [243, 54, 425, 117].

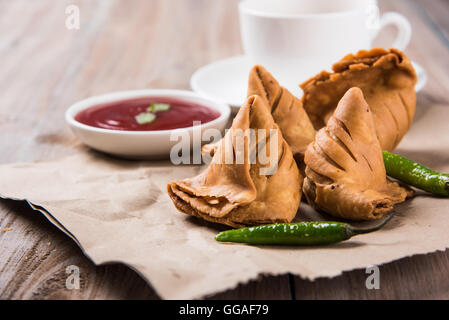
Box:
[135, 112, 156, 125]
[148, 103, 171, 113]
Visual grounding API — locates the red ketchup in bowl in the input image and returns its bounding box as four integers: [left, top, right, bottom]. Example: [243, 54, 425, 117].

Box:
[75, 97, 221, 131]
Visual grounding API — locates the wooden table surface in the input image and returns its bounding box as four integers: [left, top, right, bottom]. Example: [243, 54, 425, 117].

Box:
[0, 0, 448, 300]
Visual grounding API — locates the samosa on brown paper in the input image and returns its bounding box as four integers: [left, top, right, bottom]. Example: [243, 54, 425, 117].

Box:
[303, 87, 409, 220]
[168, 95, 301, 228]
[1, 102, 449, 299]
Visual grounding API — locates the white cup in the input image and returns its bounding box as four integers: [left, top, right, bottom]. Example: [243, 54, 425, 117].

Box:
[239, 0, 412, 87]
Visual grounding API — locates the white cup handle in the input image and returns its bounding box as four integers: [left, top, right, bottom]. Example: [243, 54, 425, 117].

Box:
[375, 12, 412, 51]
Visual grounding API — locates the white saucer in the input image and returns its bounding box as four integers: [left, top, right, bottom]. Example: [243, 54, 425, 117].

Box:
[191, 55, 428, 111]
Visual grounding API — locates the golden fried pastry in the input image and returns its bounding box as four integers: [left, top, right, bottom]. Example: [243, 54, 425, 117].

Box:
[168, 95, 301, 228]
[301, 48, 417, 151]
[202, 65, 316, 162]
[248, 65, 316, 160]
[303, 87, 408, 221]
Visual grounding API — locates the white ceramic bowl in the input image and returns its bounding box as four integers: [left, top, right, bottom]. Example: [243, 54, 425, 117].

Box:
[65, 89, 231, 159]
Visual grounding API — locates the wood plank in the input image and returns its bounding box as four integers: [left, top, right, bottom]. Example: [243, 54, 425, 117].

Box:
[208, 276, 292, 300]
[294, 251, 449, 300]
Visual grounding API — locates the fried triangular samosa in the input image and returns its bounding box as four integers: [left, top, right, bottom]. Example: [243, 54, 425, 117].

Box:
[301, 48, 417, 151]
[168, 95, 302, 228]
[248, 65, 316, 160]
[202, 65, 316, 162]
[303, 87, 408, 221]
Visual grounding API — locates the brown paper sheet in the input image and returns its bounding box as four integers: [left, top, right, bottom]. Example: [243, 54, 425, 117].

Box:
[1, 105, 449, 299]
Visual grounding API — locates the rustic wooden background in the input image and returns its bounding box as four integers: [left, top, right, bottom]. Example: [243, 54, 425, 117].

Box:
[0, 0, 448, 300]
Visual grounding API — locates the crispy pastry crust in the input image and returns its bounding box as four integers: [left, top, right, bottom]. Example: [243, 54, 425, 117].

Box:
[248, 65, 316, 159]
[303, 87, 408, 221]
[168, 95, 301, 228]
[202, 65, 316, 163]
[301, 48, 417, 151]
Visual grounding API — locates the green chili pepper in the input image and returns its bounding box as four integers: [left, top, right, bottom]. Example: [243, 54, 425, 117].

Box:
[383, 151, 449, 197]
[215, 214, 395, 246]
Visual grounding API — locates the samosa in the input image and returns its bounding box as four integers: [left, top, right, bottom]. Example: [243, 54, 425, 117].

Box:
[248, 65, 316, 160]
[301, 48, 417, 151]
[303, 87, 408, 221]
[168, 95, 301, 228]
[203, 65, 316, 162]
